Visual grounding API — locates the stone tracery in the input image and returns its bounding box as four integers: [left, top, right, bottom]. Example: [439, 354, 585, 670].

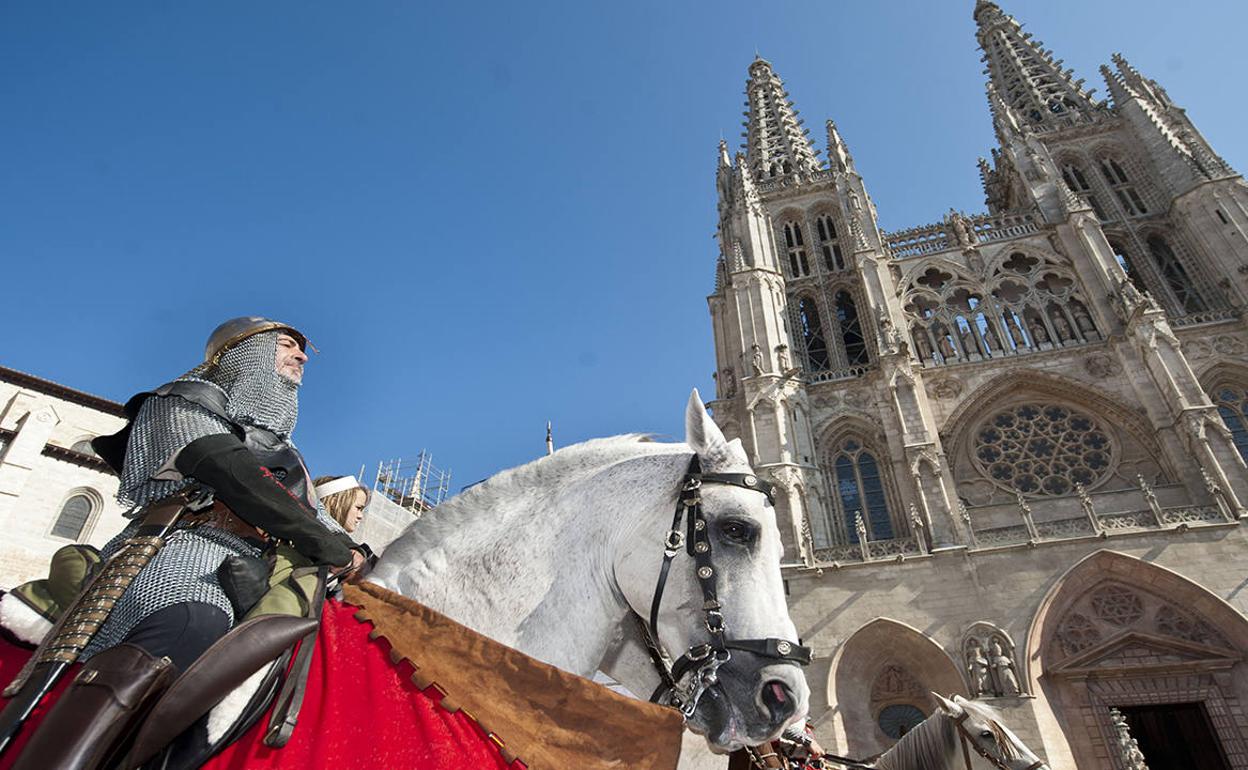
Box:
[972, 402, 1114, 497]
[902, 249, 1099, 367]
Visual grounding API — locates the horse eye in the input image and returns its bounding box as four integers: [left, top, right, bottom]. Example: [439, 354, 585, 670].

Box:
[980, 730, 995, 740]
[719, 519, 755, 544]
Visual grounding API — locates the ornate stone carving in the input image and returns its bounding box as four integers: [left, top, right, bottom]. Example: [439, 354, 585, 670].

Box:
[1084, 353, 1121, 378]
[1090, 585, 1144, 627]
[972, 403, 1114, 497]
[1056, 612, 1102, 656]
[1155, 605, 1230, 649]
[1213, 334, 1246, 356]
[1110, 708, 1151, 770]
[927, 376, 962, 400]
[963, 624, 1024, 697]
[870, 664, 926, 706]
[719, 367, 737, 399]
[751, 343, 766, 376]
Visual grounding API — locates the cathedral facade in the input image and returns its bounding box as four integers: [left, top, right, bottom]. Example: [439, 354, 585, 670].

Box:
[706, 3, 1248, 768]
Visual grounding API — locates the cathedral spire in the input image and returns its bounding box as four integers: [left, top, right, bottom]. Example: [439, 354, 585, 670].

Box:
[742, 56, 821, 181]
[974, 1, 1101, 129]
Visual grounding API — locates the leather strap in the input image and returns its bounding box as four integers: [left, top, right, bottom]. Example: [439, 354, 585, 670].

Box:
[642, 455, 811, 717]
[264, 565, 328, 747]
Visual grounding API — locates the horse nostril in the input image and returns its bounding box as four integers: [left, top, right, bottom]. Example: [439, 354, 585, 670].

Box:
[760, 679, 796, 724]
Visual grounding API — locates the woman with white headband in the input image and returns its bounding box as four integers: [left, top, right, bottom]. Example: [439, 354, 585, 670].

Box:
[313, 475, 370, 533]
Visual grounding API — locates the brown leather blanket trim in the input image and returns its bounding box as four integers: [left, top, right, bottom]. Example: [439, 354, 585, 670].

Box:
[343, 582, 684, 770]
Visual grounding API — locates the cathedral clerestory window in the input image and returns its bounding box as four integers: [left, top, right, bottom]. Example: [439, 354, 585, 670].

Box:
[973, 403, 1114, 497]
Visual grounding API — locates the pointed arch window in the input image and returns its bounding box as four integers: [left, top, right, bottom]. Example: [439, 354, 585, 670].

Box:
[828, 438, 894, 543]
[1099, 157, 1148, 216]
[51, 489, 99, 540]
[1147, 235, 1205, 314]
[1061, 162, 1107, 220]
[815, 214, 844, 271]
[1213, 386, 1248, 462]
[835, 291, 869, 365]
[783, 222, 810, 278]
[797, 297, 830, 371]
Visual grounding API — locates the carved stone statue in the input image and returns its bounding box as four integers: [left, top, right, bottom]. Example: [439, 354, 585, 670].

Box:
[751, 343, 765, 376]
[947, 209, 977, 250]
[1008, 315, 1028, 347]
[960, 326, 980, 357]
[1051, 311, 1073, 342]
[720, 367, 737, 399]
[988, 638, 1020, 695]
[913, 329, 933, 361]
[966, 640, 990, 697]
[937, 332, 957, 361]
[1073, 304, 1096, 335]
[879, 313, 905, 354]
[1029, 319, 1049, 344]
[982, 324, 999, 353]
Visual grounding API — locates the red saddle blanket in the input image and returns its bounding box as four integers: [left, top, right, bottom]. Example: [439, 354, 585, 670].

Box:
[1, 583, 683, 770]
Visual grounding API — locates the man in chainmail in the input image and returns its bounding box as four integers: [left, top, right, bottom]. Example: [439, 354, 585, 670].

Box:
[82, 316, 363, 668]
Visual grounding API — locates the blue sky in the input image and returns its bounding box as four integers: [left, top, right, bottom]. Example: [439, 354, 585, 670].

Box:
[3, 1, 1246, 491]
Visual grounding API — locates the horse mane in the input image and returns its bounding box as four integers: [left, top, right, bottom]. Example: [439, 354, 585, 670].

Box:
[393, 433, 683, 551]
[874, 699, 1017, 770]
[872, 708, 957, 770]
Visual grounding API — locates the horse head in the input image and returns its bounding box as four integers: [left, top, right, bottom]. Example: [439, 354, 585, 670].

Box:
[931, 693, 1048, 770]
[614, 390, 810, 753]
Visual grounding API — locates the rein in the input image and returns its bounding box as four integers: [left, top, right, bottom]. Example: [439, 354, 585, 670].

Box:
[640, 455, 812, 719]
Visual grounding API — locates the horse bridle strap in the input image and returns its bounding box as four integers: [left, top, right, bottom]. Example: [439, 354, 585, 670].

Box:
[643, 455, 812, 718]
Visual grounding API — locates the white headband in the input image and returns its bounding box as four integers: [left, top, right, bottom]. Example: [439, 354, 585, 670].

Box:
[314, 476, 362, 499]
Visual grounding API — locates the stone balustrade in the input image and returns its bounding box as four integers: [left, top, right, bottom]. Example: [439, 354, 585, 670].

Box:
[884, 212, 1039, 259]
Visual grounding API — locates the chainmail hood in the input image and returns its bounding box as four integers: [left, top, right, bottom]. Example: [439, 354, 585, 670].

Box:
[117, 330, 301, 507]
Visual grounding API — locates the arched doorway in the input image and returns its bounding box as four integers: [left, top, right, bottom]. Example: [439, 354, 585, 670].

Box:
[1026, 550, 1248, 769]
[826, 618, 966, 758]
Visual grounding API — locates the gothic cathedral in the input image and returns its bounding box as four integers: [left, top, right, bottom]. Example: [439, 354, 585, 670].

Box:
[706, 3, 1248, 767]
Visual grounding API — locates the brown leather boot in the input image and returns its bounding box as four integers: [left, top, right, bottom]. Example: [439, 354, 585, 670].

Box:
[12, 643, 176, 770]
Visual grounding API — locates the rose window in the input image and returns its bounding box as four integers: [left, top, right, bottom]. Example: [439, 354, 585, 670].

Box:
[973, 403, 1113, 496]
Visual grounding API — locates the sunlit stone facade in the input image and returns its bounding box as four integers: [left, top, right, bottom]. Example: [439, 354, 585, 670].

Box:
[706, 3, 1248, 767]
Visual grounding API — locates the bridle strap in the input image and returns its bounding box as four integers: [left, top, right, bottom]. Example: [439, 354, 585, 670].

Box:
[643, 455, 811, 717]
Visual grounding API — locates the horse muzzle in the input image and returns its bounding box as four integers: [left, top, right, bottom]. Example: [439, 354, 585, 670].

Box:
[689, 658, 809, 752]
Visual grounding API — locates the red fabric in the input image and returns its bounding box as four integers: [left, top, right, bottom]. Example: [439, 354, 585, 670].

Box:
[0, 638, 78, 770]
[0, 599, 523, 770]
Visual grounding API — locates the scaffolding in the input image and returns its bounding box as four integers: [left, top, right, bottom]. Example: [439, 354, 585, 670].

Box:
[373, 451, 452, 514]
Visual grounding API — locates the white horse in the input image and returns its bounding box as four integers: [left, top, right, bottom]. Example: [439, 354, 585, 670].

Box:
[871, 694, 1048, 770]
[371, 390, 811, 753]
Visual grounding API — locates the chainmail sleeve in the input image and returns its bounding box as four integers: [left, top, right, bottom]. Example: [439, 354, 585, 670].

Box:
[117, 393, 235, 509]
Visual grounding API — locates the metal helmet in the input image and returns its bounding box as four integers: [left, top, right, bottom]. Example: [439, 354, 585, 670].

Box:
[204, 316, 308, 364]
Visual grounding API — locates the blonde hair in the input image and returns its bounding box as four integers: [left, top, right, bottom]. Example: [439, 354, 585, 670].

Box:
[313, 475, 370, 529]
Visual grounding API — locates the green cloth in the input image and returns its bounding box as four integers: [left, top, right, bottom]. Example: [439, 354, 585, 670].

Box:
[243, 545, 322, 620]
[11, 544, 102, 621]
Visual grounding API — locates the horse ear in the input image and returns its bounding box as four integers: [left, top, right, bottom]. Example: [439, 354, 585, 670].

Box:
[930, 692, 964, 718]
[685, 389, 728, 455]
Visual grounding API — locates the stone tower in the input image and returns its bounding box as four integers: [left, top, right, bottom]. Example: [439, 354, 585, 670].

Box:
[704, 5, 1248, 767]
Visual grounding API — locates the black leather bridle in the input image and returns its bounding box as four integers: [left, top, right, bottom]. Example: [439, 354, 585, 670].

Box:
[639, 455, 812, 719]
